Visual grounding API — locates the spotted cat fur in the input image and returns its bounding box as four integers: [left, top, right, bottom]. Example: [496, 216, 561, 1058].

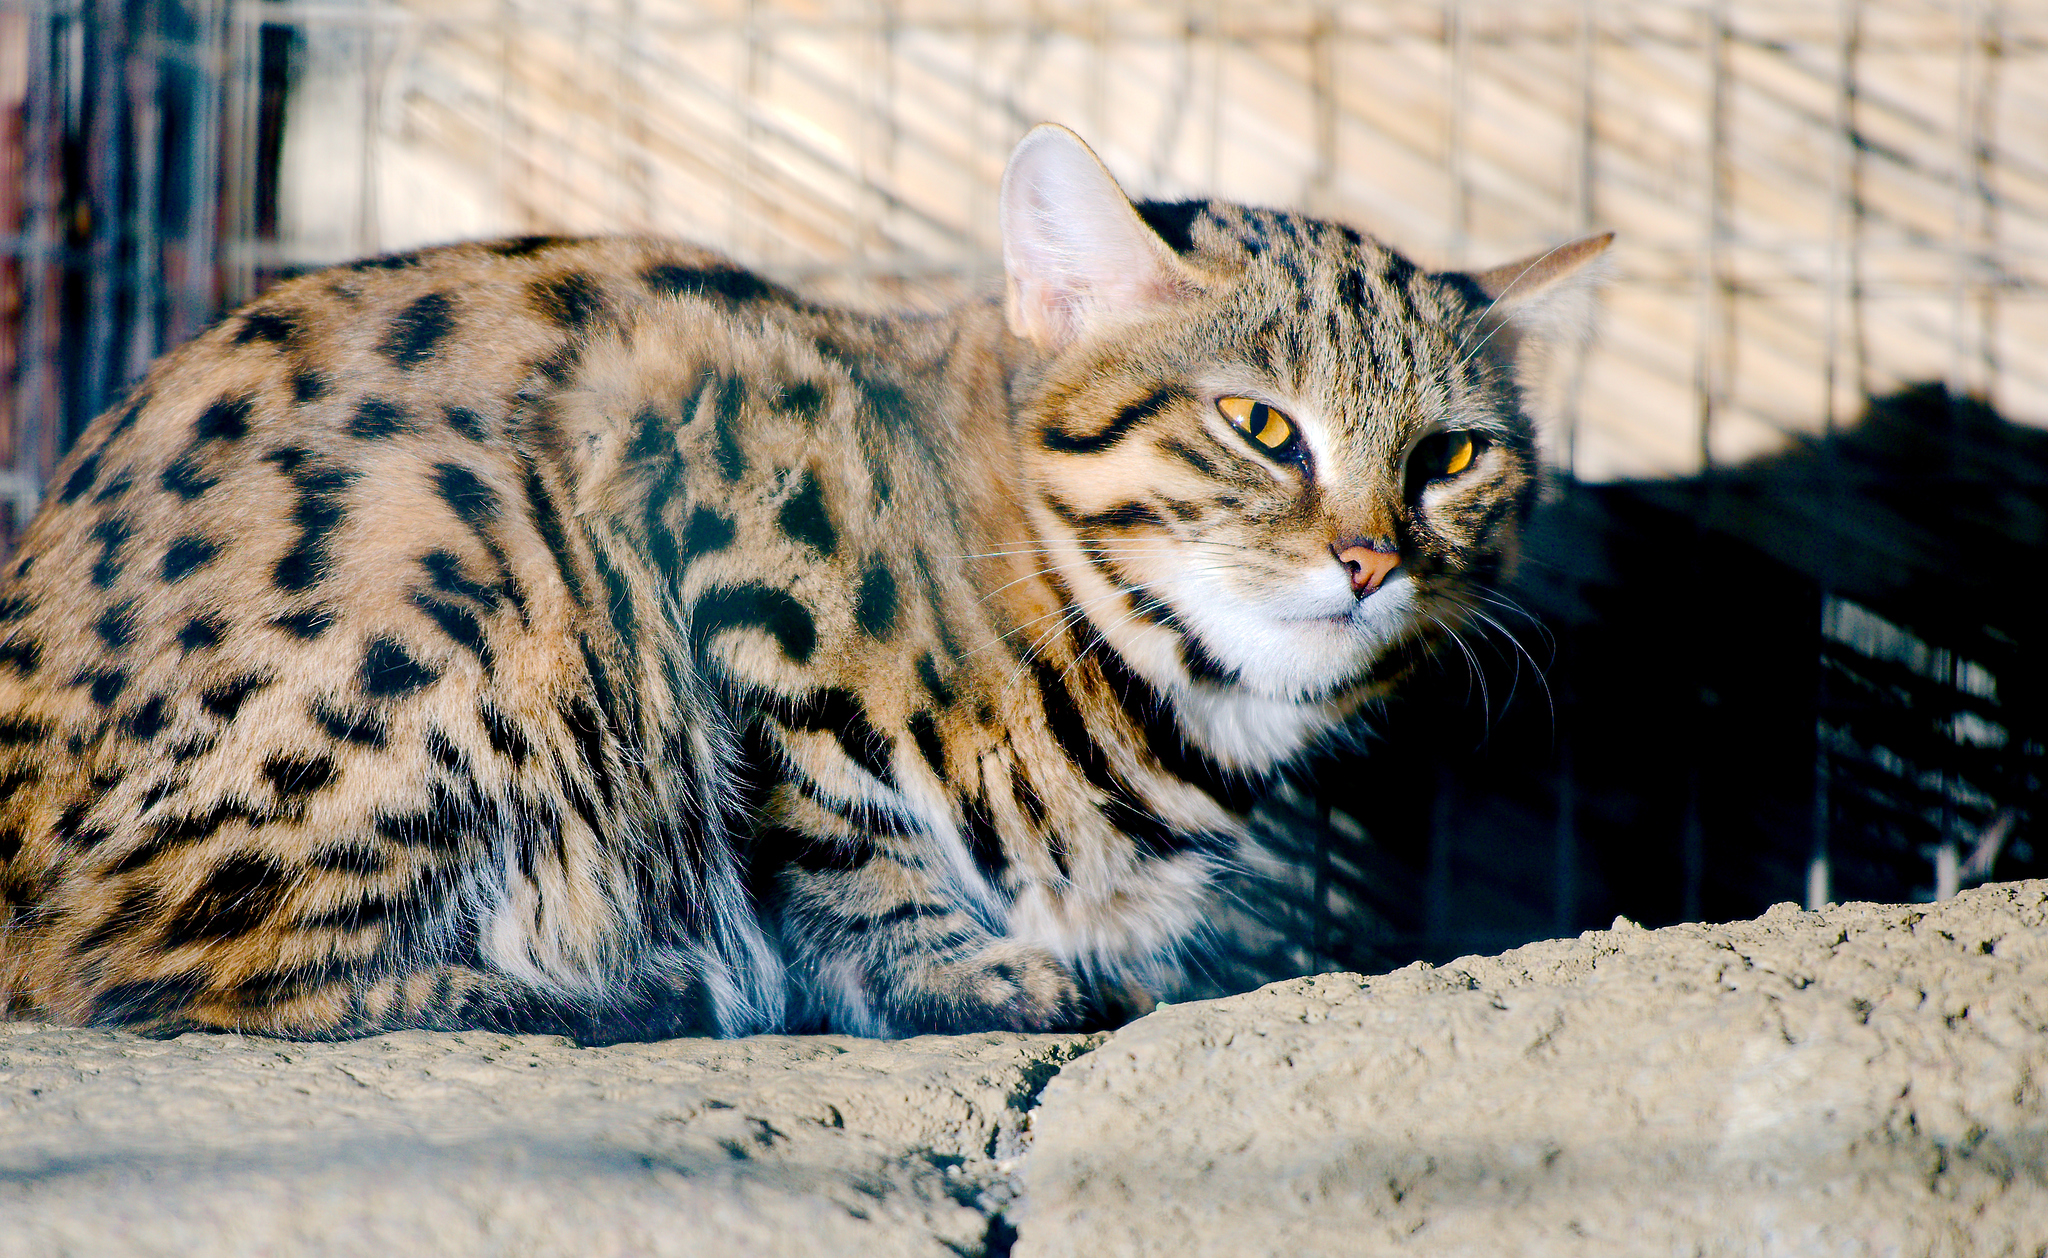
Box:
[0, 126, 1608, 1038]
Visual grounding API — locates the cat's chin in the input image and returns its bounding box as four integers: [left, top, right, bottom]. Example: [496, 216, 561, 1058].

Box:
[1168, 574, 1413, 704]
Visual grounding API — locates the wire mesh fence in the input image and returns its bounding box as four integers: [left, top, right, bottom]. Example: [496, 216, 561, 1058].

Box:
[3, 0, 2044, 991]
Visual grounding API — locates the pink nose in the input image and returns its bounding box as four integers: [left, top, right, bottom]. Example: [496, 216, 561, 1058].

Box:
[1335, 544, 1399, 596]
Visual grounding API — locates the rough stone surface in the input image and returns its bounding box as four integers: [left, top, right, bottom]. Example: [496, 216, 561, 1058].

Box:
[1017, 881, 2048, 1258]
[7, 884, 2045, 1257]
[0, 1026, 1096, 1257]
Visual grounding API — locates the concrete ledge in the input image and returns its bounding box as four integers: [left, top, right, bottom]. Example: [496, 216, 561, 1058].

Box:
[5, 882, 2044, 1256]
[0, 1025, 1096, 1257]
[1017, 881, 2048, 1257]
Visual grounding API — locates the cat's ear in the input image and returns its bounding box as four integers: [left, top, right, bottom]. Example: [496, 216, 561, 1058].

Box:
[1000, 124, 1198, 352]
[1463, 232, 1614, 351]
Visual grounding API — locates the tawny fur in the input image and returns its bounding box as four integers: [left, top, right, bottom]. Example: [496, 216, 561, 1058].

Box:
[0, 129, 1602, 1039]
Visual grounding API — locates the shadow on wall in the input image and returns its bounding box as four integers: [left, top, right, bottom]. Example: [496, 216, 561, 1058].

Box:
[1189, 384, 2048, 1000]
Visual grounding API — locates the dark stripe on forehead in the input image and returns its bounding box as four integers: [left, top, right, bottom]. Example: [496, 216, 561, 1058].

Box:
[1040, 384, 1185, 454]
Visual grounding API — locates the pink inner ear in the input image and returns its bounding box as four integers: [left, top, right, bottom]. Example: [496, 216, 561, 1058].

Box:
[999, 125, 1194, 351]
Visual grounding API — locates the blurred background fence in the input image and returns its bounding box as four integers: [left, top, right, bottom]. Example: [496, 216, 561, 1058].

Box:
[3, 0, 2044, 994]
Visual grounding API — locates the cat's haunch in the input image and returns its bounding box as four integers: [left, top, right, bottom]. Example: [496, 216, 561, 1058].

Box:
[0, 125, 1607, 1039]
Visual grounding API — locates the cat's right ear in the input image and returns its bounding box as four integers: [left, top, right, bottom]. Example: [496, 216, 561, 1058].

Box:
[1000, 124, 1198, 353]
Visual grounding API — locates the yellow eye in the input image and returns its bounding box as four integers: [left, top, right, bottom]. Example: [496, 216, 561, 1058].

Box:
[1443, 431, 1475, 476]
[1217, 396, 1299, 458]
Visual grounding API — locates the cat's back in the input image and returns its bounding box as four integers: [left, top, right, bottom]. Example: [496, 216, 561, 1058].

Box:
[0, 235, 842, 1031]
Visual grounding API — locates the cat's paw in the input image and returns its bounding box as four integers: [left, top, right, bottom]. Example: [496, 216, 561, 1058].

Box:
[882, 940, 1083, 1035]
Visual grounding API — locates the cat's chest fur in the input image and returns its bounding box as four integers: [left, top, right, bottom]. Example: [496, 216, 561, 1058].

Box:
[0, 127, 1605, 1039]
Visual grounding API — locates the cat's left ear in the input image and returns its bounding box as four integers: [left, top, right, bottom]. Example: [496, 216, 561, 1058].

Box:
[1000, 124, 1199, 353]
[1464, 232, 1614, 352]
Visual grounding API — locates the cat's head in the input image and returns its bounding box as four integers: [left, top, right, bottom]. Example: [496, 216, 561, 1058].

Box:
[999, 124, 1609, 727]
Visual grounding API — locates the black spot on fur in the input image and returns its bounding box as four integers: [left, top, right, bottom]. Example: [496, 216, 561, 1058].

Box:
[443, 405, 487, 440]
[855, 562, 898, 638]
[521, 461, 586, 608]
[347, 397, 415, 439]
[235, 309, 300, 346]
[94, 600, 138, 650]
[309, 845, 387, 876]
[908, 710, 945, 778]
[529, 273, 608, 329]
[0, 593, 31, 622]
[412, 594, 492, 668]
[201, 673, 273, 721]
[178, 614, 226, 652]
[379, 292, 456, 368]
[93, 468, 134, 502]
[194, 394, 253, 442]
[0, 767, 35, 805]
[125, 695, 169, 741]
[779, 380, 827, 422]
[681, 506, 736, 557]
[917, 654, 955, 709]
[91, 975, 207, 1025]
[82, 667, 127, 707]
[310, 697, 388, 748]
[160, 450, 217, 500]
[488, 235, 570, 257]
[0, 637, 38, 677]
[641, 263, 777, 303]
[423, 726, 470, 777]
[271, 606, 335, 640]
[270, 459, 358, 593]
[346, 250, 424, 271]
[160, 534, 222, 583]
[53, 799, 111, 848]
[166, 731, 218, 763]
[291, 370, 328, 404]
[707, 374, 748, 479]
[160, 854, 294, 947]
[754, 823, 876, 875]
[781, 687, 894, 784]
[559, 693, 615, 807]
[58, 452, 100, 504]
[134, 776, 180, 813]
[689, 585, 817, 667]
[420, 550, 499, 607]
[90, 517, 130, 588]
[141, 799, 272, 852]
[361, 636, 439, 698]
[530, 345, 580, 386]
[107, 389, 151, 438]
[961, 791, 1009, 881]
[1094, 643, 1259, 812]
[432, 463, 497, 527]
[0, 713, 51, 744]
[374, 779, 470, 852]
[263, 752, 339, 798]
[776, 472, 837, 557]
[478, 698, 531, 766]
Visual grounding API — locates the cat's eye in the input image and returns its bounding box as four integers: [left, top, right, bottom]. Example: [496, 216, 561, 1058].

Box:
[1217, 396, 1302, 463]
[1444, 432, 1476, 476]
[1407, 430, 1489, 497]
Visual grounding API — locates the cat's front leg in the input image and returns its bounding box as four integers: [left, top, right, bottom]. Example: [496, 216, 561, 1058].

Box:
[762, 844, 1082, 1036]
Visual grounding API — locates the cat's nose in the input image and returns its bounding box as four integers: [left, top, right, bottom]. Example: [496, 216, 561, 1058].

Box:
[1333, 540, 1399, 596]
